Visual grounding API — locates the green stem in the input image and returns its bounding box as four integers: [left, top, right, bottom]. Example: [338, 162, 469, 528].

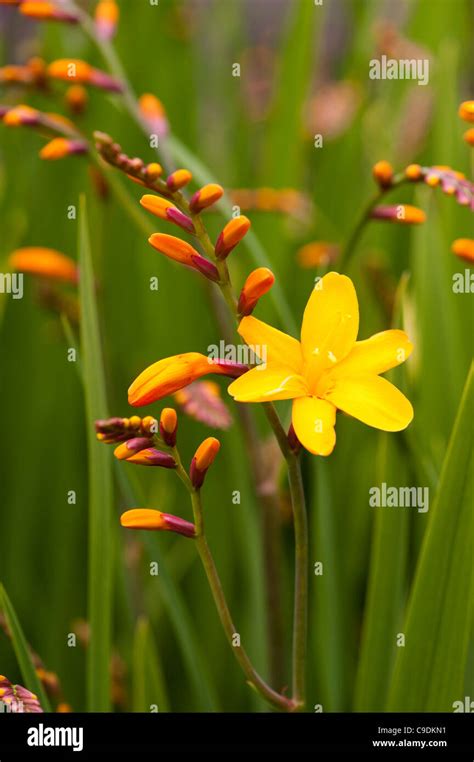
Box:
[189, 491, 295, 712]
[287, 452, 308, 708]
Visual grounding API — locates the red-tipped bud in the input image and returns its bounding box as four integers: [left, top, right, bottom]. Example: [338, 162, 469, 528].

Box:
[39, 138, 88, 160]
[121, 509, 195, 538]
[189, 184, 224, 213]
[215, 215, 251, 259]
[20, 1, 79, 23]
[114, 437, 152, 461]
[166, 169, 192, 191]
[190, 437, 220, 488]
[140, 195, 195, 232]
[95, 0, 119, 41]
[370, 204, 426, 224]
[237, 267, 275, 316]
[48, 59, 123, 93]
[148, 233, 219, 281]
[124, 448, 176, 468]
[138, 93, 168, 139]
[159, 408, 178, 446]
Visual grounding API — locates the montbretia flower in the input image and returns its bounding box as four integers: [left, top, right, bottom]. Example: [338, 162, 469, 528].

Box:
[215, 215, 251, 259]
[48, 58, 123, 93]
[166, 169, 192, 191]
[0, 676, 43, 713]
[121, 509, 195, 538]
[148, 233, 219, 281]
[94, 0, 119, 41]
[114, 437, 153, 461]
[159, 407, 178, 447]
[39, 137, 88, 160]
[128, 353, 247, 407]
[458, 100, 474, 123]
[228, 272, 413, 456]
[238, 267, 275, 316]
[9, 247, 78, 283]
[370, 204, 426, 224]
[3, 104, 40, 126]
[451, 238, 474, 263]
[174, 381, 232, 430]
[138, 93, 168, 139]
[372, 160, 394, 188]
[19, 1, 79, 22]
[141, 195, 195, 233]
[190, 437, 220, 488]
[189, 184, 224, 213]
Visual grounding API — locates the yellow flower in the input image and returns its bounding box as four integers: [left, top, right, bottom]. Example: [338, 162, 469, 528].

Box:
[228, 272, 413, 455]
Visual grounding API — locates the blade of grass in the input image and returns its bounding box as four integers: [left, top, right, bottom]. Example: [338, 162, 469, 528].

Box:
[387, 362, 474, 711]
[132, 616, 170, 713]
[353, 434, 409, 710]
[79, 194, 114, 711]
[0, 583, 51, 712]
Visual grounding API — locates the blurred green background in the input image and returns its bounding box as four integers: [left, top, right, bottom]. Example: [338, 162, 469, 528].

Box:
[0, 0, 472, 713]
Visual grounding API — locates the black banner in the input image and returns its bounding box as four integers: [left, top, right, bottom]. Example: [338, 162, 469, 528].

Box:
[0, 712, 473, 757]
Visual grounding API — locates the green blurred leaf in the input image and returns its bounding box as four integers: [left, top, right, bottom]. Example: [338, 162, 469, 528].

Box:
[387, 362, 474, 711]
[79, 195, 114, 711]
[132, 616, 170, 713]
[0, 583, 51, 712]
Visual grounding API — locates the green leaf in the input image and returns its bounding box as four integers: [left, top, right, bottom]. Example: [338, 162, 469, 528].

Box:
[78, 195, 114, 711]
[354, 434, 409, 710]
[0, 583, 51, 712]
[132, 616, 170, 713]
[387, 362, 474, 711]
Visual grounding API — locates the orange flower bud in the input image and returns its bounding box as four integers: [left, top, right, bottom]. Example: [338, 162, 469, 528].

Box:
[405, 164, 423, 181]
[458, 100, 474, 123]
[297, 241, 339, 268]
[166, 169, 192, 191]
[20, 1, 79, 23]
[48, 58, 122, 92]
[145, 162, 163, 182]
[215, 215, 251, 259]
[95, 0, 119, 41]
[372, 160, 393, 188]
[160, 408, 178, 446]
[370, 205, 426, 224]
[463, 128, 474, 147]
[121, 509, 195, 538]
[140, 195, 194, 233]
[0, 64, 32, 84]
[39, 137, 87, 160]
[3, 104, 39, 126]
[128, 352, 246, 407]
[190, 437, 220, 488]
[451, 238, 474, 263]
[9, 247, 78, 283]
[65, 84, 88, 115]
[148, 233, 218, 281]
[138, 93, 168, 138]
[189, 184, 224, 213]
[114, 437, 152, 461]
[237, 267, 275, 316]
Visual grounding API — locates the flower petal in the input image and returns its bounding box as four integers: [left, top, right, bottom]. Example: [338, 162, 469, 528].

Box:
[320, 329, 413, 382]
[228, 364, 307, 402]
[237, 315, 303, 372]
[300, 272, 359, 384]
[291, 396, 336, 456]
[324, 374, 413, 431]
